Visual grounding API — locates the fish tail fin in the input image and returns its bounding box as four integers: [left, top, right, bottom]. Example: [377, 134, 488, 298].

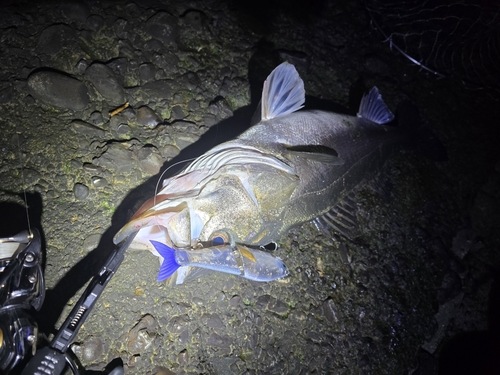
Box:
[397, 100, 448, 161]
[150, 240, 180, 281]
[357, 87, 395, 125]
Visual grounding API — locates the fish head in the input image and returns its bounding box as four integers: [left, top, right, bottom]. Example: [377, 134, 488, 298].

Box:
[113, 148, 299, 252]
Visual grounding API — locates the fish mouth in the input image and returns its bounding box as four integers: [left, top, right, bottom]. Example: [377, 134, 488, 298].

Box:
[113, 197, 189, 248]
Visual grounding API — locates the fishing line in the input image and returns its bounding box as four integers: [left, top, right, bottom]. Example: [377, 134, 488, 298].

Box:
[151, 157, 196, 244]
[16, 132, 32, 238]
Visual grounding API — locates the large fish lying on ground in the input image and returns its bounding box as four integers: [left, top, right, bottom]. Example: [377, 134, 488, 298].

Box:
[114, 62, 437, 284]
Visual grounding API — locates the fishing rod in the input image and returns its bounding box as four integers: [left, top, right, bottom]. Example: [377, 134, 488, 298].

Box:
[0, 228, 137, 374]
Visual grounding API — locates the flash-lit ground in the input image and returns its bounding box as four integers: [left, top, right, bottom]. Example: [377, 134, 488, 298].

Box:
[1, 0, 499, 374]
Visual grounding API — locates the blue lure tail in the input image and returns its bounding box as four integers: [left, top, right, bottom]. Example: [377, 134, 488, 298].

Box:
[150, 240, 180, 281]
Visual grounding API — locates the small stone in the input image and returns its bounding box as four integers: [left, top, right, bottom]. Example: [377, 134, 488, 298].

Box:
[208, 96, 233, 120]
[136, 106, 162, 128]
[114, 18, 129, 39]
[323, 298, 338, 324]
[76, 337, 103, 363]
[145, 11, 178, 46]
[139, 63, 156, 83]
[71, 120, 106, 137]
[86, 14, 105, 31]
[82, 163, 104, 173]
[230, 295, 241, 308]
[91, 176, 107, 188]
[187, 98, 200, 111]
[74, 59, 89, 75]
[85, 63, 125, 106]
[88, 111, 104, 126]
[207, 333, 231, 348]
[93, 143, 134, 174]
[36, 24, 76, 55]
[181, 10, 207, 31]
[117, 124, 131, 135]
[28, 71, 89, 111]
[160, 144, 180, 159]
[207, 315, 225, 329]
[0, 85, 14, 104]
[142, 80, 173, 99]
[127, 314, 158, 355]
[136, 146, 163, 175]
[171, 105, 185, 120]
[73, 183, 89, 200]
[177, 349, 188, 366]
[83, 233, 101, 252]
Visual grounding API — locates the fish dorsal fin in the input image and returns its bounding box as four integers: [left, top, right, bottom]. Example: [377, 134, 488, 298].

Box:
[357, 87, 394, 125]
[261, 62, 305, 121]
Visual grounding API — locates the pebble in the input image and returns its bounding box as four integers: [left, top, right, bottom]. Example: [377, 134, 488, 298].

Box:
[117, 124, 131, 135]
[142, 80, 173, 100]
[88, 111, 104, 126]
[71, 120, 106, 138]
[177, 349, 189, 366]
[73, 183, 89, 200]
[206, 314, 225, 329]
[28, 71, 89, 111]
[181, 10, 207, 31]
[74, 59, 89, 75]
[86, 14, 105, 32]
[91, 176, 107, 188]
[36, 24, 76, 55]
[160, 144, 180, 159]
[0, 85, 14, 104]
[85, 63, 125, 106]
[170, 105, 185, 120]
[126, 314, 157, 355]
[93, 143, 135, 173]
[145, 11, 178, 46]
[323, 298, 338, 324]
[83, 233, 101, 252]
[139, 63, 156, 83]
[136, 146, 164, 175]
[22, 168, 41, 185]
[113, 18, 129, 39]
[82, 162, 104, 174]
[73, 337, 103, 363]
[136, 105, 162, 128]
[207, 333, 231, 348]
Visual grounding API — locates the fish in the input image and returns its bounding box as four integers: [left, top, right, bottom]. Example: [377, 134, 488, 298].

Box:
[114, 61, 431, 284]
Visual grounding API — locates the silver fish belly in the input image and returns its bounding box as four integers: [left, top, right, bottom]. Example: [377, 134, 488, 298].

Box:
[114, 62, 399, 284]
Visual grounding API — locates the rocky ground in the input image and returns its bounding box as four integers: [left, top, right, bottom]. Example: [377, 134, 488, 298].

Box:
[1, 0, 499, 374]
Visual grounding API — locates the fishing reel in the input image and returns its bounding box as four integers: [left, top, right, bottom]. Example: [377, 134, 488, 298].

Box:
[0, 229, 44, 373]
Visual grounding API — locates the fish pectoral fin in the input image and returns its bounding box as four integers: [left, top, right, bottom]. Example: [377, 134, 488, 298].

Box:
[261, 62, 305, 121]
[285, 145, 345, 165]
